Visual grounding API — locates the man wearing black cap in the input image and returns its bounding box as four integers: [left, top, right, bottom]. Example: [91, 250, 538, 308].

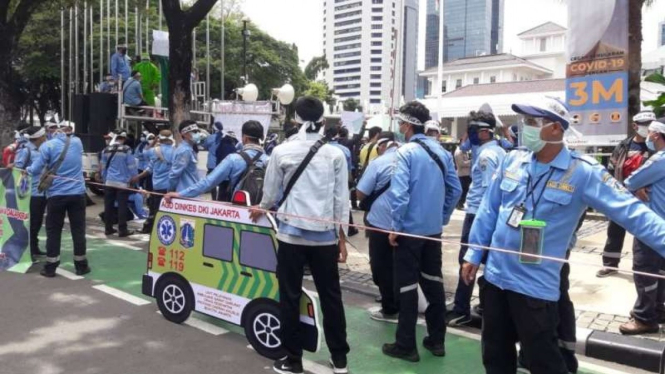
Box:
[14, 127, 48, 260]
[101, 131, 138, 237]
[165, 120, 267, 202]
[250, 96, 350, 374]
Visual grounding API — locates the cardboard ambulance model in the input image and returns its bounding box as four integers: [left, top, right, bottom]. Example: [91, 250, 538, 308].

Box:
[142, 191, 321, 359]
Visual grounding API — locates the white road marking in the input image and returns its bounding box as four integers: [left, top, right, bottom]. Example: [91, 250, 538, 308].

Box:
[55, 268, 83, 280]
[85, 234, 143, 251]
[183, 317, 229, 336]
[93, 285, 151, 306]
[303, 359, 331, 374]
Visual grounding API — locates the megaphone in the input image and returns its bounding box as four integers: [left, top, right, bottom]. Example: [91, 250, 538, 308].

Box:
[236, 83, 259, 102]
[272, 84, 295, 105]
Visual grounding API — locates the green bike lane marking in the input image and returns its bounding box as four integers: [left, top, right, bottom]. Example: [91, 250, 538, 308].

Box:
[52, 235, 602, 374]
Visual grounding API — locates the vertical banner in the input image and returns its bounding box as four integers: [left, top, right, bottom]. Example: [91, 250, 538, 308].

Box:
[0, 169, 32, 273]
[566, 0, 628, 146]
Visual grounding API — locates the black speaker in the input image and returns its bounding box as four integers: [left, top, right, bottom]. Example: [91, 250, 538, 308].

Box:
[88, 93, 118, 135]
[73, 94, 90, 134]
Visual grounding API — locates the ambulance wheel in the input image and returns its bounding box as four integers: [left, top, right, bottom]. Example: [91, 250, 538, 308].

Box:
[156, 275, 194, 324]
[244, 301, 285, 359]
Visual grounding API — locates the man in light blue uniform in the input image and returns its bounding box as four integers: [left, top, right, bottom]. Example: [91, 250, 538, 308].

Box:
[357, 132, 400, 322]
[123, 71, 145, 107]
[461, 97, 665, 374]
[101, 131, 138, 237]
[169, 120, 202, 192]
[201, 121, 223, 199]
[621, 119, 665, 335]
[447, 110, 506, 327]
[27, 123, 89, 278]
[166, 121, 267, 201]
[14, 127, 47, 260]
[110, 44, 130, 82]
[134, 130, 175, 233]
[327, 125, 359, 237]
[134, 131, 153, 189]
[383, 101, 462, 362]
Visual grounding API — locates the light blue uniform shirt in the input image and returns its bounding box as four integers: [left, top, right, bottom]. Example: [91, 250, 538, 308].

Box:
[202, 134, 221, 170]
[625, 150, 665, 218]
[123, 78, 143, 106]
[466, 140, 506, 214]
[180, 148, 268, 198]
[330, 140, 352, 173]
[110, 52, 130, 81]
[465, 148, 665, 302]
[357, 147, 398, 230]
[460, 137, 513, 164]
[14, 142, 44, 197]
[389, 133, 462, 235]
[169, 142, 200, 192]
[144, 144, 174, 191]
[134, 142, 150, 171]
[101, 144, 138, 184]
[27, 133, 86, 197]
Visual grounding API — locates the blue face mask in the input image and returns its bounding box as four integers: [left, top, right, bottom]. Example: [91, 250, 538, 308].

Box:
[647, 138, 656, 151]
[468, 130, 481, 146]
[191, 132, 201, 144]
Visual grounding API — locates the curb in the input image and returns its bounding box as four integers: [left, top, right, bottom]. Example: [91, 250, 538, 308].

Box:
[339, 277, 664, 373]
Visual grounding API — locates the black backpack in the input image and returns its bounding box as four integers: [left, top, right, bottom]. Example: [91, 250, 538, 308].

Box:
[222, 151, 265, 204]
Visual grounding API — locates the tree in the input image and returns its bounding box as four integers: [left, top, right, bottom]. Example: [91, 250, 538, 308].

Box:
[643, 72, 665, 117]
[628, 0, 656, 129]
[304, 80, 335, 111]
[0, 0, 53, 145]
[304, 56, 328, 81]
[343, 98, 361, 112]
[162, 0, 217, 127]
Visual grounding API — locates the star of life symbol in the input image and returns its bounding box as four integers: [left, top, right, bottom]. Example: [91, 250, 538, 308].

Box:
[157, 216, 176, 246]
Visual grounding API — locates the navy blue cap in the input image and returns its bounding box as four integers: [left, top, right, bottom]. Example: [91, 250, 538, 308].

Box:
[512, 104, 570, 130]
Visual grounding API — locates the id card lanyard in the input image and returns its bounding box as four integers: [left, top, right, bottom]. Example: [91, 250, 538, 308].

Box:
[516, 166, 555, 264]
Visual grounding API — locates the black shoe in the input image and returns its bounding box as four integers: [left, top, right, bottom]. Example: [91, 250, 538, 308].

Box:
[118, 230, 135, 237]
[105, 228, 118, 236]
[33, 250, 46, 257]
[348, 227, 359, 237]
[140, 226, 152, 234]
[40, 268, 56, 278]
[423, 336, 446, 357]
[329, 356, 348, 374]
[445, 311, 473, 327]
[75, 266, 92, 276]
[382, 343, 419, 362]
[273, 357, 304, 374]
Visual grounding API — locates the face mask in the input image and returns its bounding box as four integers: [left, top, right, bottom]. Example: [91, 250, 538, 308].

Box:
[394, 131, 406, 144]
[140, 136, 146, 142]
[468, 130, 481, 146]
[646, 139, 655, 151]
[191, 132, 201, 144]
[521, 125, 547, 153]
[636, 126, 649, 138]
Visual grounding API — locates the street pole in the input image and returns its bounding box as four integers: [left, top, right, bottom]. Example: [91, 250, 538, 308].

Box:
[193, 29, 197, 71]
[107, 0, 110, 70]
[75, 3, 79, 95]
[90, 6, 94, 90]
[115, 0, 118, 48]
[220, 0, 225, 99]
[146, 0, 149, 55]
[69, 7, 73, 121]
[436, 0, 445, 122]
[242, 18, 250, 84]
[100, 0, 103, 80]
[206, 13, 211, 102]
[159, 0, 162, 30]
[135, 6, 139, 57]
[125, 0, 128, 45]
[84, 1, 88, 93]
[61, 8, 65, 117]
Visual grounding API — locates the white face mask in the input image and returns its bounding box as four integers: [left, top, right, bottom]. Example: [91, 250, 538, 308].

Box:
[520, 121, 563, 153]
[636, 125, 649, 138]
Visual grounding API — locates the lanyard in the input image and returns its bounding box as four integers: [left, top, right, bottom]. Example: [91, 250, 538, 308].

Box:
[525, 168, 555, 219]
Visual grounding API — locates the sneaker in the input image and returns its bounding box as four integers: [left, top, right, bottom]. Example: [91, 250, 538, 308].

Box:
[382, 343, 419, 362]
[329, 357, 348, 374]
[445, 311, 472, 327]
[40, 268, 56, 278]
[619, 318, 659, 335]
[596, 268, 618, 278]
[75, 266, 92, 276]
[105, 228, 118, 236]
[422, 336, 446, 357]
[472, 304, 484, 317]
[348, 227, 359, 237]
[369, 309, 399, 324]
[273, 357, 304, 374]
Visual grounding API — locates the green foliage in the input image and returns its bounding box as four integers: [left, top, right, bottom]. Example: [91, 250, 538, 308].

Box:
[343, 98, 361, 112]
[304, 55, 328, 81]
[643, 72, 665, 117]
[303, 80, 334, 106]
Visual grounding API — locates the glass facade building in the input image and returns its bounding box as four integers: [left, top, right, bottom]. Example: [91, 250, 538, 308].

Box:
[425, 0, 504, 69]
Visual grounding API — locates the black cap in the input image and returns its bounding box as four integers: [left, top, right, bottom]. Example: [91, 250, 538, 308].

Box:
[242, 120, 264, 140]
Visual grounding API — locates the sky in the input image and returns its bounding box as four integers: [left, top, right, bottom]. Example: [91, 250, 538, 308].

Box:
[240, 0, 665, 70]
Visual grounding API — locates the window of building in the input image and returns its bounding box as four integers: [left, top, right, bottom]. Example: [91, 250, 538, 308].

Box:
[338, 92, 361, 98]
[334, 75, 360, 82]
[334, 1, 361, 11]
[334, 60, 361, 67]
[372, 0, 383, 3]
[539, 37, 547, 52]
[335, 84, 361, 90]
[490, 76, 496, 83]
[371, 41, 382, 46]
[370, 99, 381, 104]
[239, 231, 277, 272]
[203, 225, 234, 262]
[334, 43, 361, 51]
[370, 82, 381, 88]
[335, 34, 361, 43]
[370, 91, 382, 96]
[335, 26, 362, 35]
[334, 18, 361, 27]
[512, 73, 517, 81]
[455, 79, 462, 89]
[371, 32, 382, 38]
[371, 57, 382, 63]
[372, 7, 382, 12]
[370, 66, 381, 71]
[473, 77, 479, 84]
[372, 16, 382, 21]
[371, 74, 381, 79]
[371, 49, 382, 54]
[334, 10, 362, 20]
[334, 51, 361, 59]
[372, 24, 382, 29]
[441, 80, 447, 92]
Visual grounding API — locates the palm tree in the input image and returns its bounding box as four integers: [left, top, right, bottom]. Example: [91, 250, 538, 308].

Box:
[628, 0, 655, 121]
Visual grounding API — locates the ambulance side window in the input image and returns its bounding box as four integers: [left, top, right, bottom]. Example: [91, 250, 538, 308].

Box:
[203, 224, 234, 262]
[239, 231, 277, 272]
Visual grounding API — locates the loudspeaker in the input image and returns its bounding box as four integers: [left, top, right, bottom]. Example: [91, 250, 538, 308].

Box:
[73, 94, 90, 134]
[89, 93, 118, 135]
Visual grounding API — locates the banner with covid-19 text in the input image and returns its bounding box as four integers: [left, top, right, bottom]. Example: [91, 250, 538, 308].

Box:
[566, 0, 629, 146]
[0, 168, 32, 273]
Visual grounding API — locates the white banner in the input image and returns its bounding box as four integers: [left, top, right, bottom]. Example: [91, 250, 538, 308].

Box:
[152, 30, 169, 57]
[340, 111, 365, 135]
[212, 101, 273, 140]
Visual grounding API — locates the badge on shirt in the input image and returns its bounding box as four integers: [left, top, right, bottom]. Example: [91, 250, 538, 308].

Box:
[507, 205, 526, 229]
